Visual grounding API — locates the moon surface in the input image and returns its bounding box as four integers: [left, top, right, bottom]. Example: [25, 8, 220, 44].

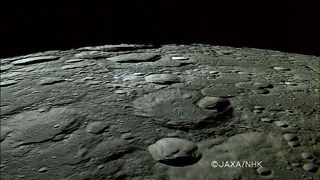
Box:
[0, 44, 319, 179]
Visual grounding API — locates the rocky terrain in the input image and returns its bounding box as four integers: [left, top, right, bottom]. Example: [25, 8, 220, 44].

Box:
[0, 44, 319, 180]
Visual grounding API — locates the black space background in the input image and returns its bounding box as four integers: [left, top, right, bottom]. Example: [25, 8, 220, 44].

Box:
[0, 1, 319, 58]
